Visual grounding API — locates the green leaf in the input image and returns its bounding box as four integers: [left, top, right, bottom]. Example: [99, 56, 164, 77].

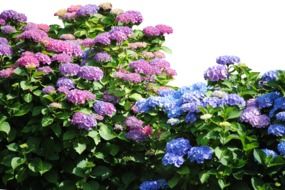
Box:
[168, 175, 180, 188]
[28, 158, 52, 175]
[63, 130, 77, 141]
[177, 166, 190, 175]
[98, 124, 116, 141]
[41, 116, 54, 127]
[23, 93, 33, 103]
[82, 181, 100, 190]
[11, 157, 26, 170]
[129, 93, 143, 101]
[0, 121, 10, 134]
[88, 131, 101, 145]
[93, 166, 112, 179]
[74, 142, 87, 155]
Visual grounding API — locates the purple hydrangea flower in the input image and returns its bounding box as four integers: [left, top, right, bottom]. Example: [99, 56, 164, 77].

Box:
[129, 59, 161, 75]
[155, 24, 173, 35]
[125, 129, 147, 142]
[204, 65, 228, 82]
[52, 53, 72, 63]
[103, 91, 119, 104]
[223, 94, 245, 107]
[56, 77, 75, 89]
[277, 141, 285, 156]
[67, 89, 95, 104]
[71, 112, 97, 130]
[0, 37, 8, 44]
[188, 146, 213, 164]
[93, 100, 116, 117]
[249, 115, 270, 128]
[0, 44, 12, 56]
[139, 179, 168, 190]
[35, 52, 51, 65]
[0, 18, 5, 25]
[94, 32, 111, 45]
[268, 124, 285, 136]
[37, 66, 53, 74]
[109, 26, 132, 43]
[76, 4, 99, 17]
[0, 10, 27, 22]
[94, 52, 112, 63]
[18, 29, 48, 42]
[262, 149, 278, 157]
[0, 68, 14, 78]
[116, 11, 143, 25]
[42, 86, 56, 94]
[114, 70, 142, 83]
[59, 63, 80, 76]
[125, 116, 144, 130]
[216, 55, 240, 65]
[260, 70, 279, 82]
[143, 26, 160, 37]
[78, 66, 104, 81]
[1, 25, 16, 34]
[162, 153, 184, 167]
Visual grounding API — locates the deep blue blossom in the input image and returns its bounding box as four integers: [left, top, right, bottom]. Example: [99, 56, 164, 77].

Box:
[261, 70, 279, 83]
[185, 112, 197, 124]
[188, 146, 213, 164]
[165, 138, 191, 156]
[276, 112, 285, 121]
[277, 141, 285, 156]
[139, 179, 168, 190]
[269, 97, 285, 117]
[268, 124, 285, 136]
[162, 153, 185, 167]
[256, 92, 281, 109]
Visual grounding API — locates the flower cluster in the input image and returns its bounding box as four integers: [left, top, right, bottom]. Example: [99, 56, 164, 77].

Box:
[139, 179, 168, 190]
[0, 10, 27, 23]
[93, 100, 116, 117]
[143, 24, 173, 37]
[71, 112, 97, 130]
[0, 37, 12, 56]
[116, 10, 143, 25]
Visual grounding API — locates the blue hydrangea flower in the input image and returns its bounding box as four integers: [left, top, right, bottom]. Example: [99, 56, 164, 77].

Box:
[256, 92, 281, 109]
[268, 124, 285, 136]
[216, 55, 240, 65]
[269, 97, 285, 117]
[188, 146, 213, 164]
[165, 138, 191, 156]
[260, 70, 279, 82]
[139, 179, 168, 190]
[262, 149, 278, 157]
[162, 153, 184, 167]
[185, 112, 197, 124]
[167, 118, 180, 126]
[276, 112, 285, 121]
[223, 94, 245, 107]
[277, 141, 285, 156]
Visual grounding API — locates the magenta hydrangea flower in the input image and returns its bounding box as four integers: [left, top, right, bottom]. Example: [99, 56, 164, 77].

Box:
[57, 86, 70, 95]
[16, 54, 39, 68]
[71, 112, 97, 130]
[93, 100, 116, 117]
[24, 23, 50, 32]
[0, 68, 14, 78]
[37, 66, 53, 74]
[67, 89, 96, 105]
[114, 70, 142, 83]
[94, 32, 111, 45]
[204, 65, 228, 82]
[42, 86, 56, 94]
[116, 11, 143, 25]
[76, 4, 99, 17]
[78, 66, 104, 81]
[18, 29, 48, 42]
[109, 26, 133, 43]
[1, 25, 16, 34]
[59, 63, 80, 76]
[94, 52, 112, 63]
[35, 52, 51, 65]
[0, 19, 5, 25]
[155, 24, 173, 35]
[143, 26, 160, 37]
[51, 53, 72, 63]
[67, 5, 82, 13]
[0, 10, 27, 22]
[129, 59, 161, 75]
[56, 77, 75, 89]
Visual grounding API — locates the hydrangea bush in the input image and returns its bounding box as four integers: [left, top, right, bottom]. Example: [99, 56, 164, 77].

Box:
[1, 3, 285, 190]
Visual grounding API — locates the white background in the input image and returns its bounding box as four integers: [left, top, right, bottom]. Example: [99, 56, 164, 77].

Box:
[1, 0, 285, 86]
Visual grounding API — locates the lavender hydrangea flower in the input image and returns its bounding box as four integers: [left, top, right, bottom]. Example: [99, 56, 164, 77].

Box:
[93, 100, 116, 117]
[0, 37, 8, 44]
[103, 91, 119, 104]
[109, 26, 132, 43]
[0, 44, 12, 56]
[143, 26, 160, 37]
[42, 86, 56, 94]
[114, 70, 142, 83]
[18, 29, 48, 42]
[249, 115, 270, 128]
[155, 24, 173, 35]
[56, 77, 75, 89]
[188, 146, 213, 164]
[52, 53, 72, 63]
[0, 18, 5, 25]
[204, 65, 228, 82]
[223, 94, 245, 107]
[67, 89, 95, 105]
[94, 52, 112, 63]
[216, 55, 240, 65]
[262, 149, 278, 157]
[0, 10, 27, 22]
[268, 124, 285, 136]
[59, 63, 80, 76]
[125, 116, 144, 130]
[125, 129, 147, 142]
[139, 179, 168, 190]
[37, 66, 53, 74]
[277, 141, 285, 156]
[43, 39, 83, 57]
[116, 11, 143, 25]
[71, 112, 97, 130]
[1, 25, 16, 34]
[129, 59, 161, 75]
[94, 32, 111, 45]
[162, 153, 185, 167]
[35, 52, 51, 65]
[76, 4, 99, 17]
[78, 66, 104, 81]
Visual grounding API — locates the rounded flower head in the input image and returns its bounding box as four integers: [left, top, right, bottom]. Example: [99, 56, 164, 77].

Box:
[78, 66, 104, 81]
[262, 149, 278, 157]
[249, 115, 270, 128]
[52, 53, 72, 63]
[16, 54, 39, 68]
[256, 92, 281, 109]
[260, 70, 279, 83]
[204, 65, 228, 82]
[125, 129, 147, 142]
[59, 63, 80, 76]
[0, 44, 12, 56]
[277, 141, 285, 156]
[56, 77, 75, 89]
[125, 116, 144, 130]
[276, 112, 285, 121]
[162, 153, 184, 167]
[94, 52, 112, 63]
[114, 70, 143, 83]
[143, 26, 160, 37]
[188, 146, 213, 164]
[76, 4, 99, 17]
[93, 100, 116, 117]
[155, 24, 173, 35]
[139, 179, 168, 190]
[35, 52, 51, 65]
[71, 112, 97, 130]
[37, 66, 53, 74]
[18, 29, 48, 42]
[223, 94, 245, 107]
[216, 55, 240, 65]
[0, 10, 27, 22]
[0, 68, 14, 78]
[67, 89, 95, 105]
[116, 11, 143, 25]
[42, 86, 56, 94]
[165, 138, 191, 156]
[268, 124, 285, 136]
[0, 37, 8, 45]
[1, 25, 16, 34]
[94, 32, 111, 45]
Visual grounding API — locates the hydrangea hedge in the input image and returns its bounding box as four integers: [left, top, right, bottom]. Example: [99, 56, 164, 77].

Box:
[0, 3, 285, 190]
